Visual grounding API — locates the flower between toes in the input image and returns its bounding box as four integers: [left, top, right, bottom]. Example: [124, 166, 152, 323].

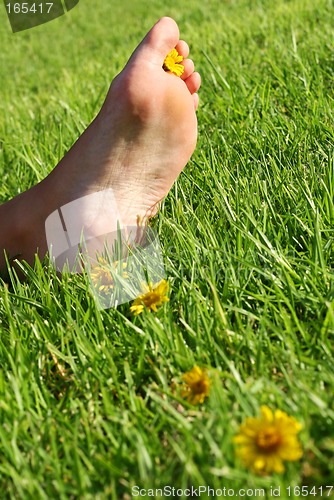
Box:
[163, 48, 184, 77]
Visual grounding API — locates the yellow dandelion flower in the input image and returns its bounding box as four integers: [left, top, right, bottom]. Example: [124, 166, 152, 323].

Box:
[181, 365, 211, 405]
[90, 257, 128, 294]
[130, 279, 169, 316]
[163, 48, 184, 77]
[234, 405, 303, 475]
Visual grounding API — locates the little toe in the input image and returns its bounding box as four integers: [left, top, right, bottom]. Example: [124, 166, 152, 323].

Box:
[193, 93, 199, 110]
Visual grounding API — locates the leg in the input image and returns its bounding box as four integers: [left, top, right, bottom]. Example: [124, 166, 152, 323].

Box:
[0, 17, 201, 273]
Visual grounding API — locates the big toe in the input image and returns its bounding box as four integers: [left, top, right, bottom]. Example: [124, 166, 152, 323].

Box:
[129, 17, 180, 67]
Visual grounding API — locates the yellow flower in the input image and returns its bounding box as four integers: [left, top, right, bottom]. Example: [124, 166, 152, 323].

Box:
[163, 48, 184, 77]
[181, 366, 211, 405]
[90, 257, 128, 294]
[130, 279, 169, 315]
[234, 406, 303, 475]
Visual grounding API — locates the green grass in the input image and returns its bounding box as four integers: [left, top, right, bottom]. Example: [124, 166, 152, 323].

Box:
[1, 0, 334, 497]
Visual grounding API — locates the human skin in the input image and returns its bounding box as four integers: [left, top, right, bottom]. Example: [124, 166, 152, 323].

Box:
[0, 17, 201, 274]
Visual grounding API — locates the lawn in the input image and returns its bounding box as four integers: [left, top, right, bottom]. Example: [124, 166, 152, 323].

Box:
[0, 0, 334, 497]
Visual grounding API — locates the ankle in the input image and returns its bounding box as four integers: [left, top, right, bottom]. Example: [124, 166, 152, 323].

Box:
[0, 183, 49, 270]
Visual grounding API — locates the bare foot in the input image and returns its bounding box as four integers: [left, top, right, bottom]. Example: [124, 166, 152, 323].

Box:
[0, 17, 200, 271]
[47, 16, 200, 224]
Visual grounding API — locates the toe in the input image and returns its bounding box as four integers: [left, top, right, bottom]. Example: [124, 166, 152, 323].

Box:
[175, 40, 189, 59]
[181, 59, 195, 81]
[131, 17, 180, 66]
[184, 72, 201, 95]
[193, 93, 199, 110]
